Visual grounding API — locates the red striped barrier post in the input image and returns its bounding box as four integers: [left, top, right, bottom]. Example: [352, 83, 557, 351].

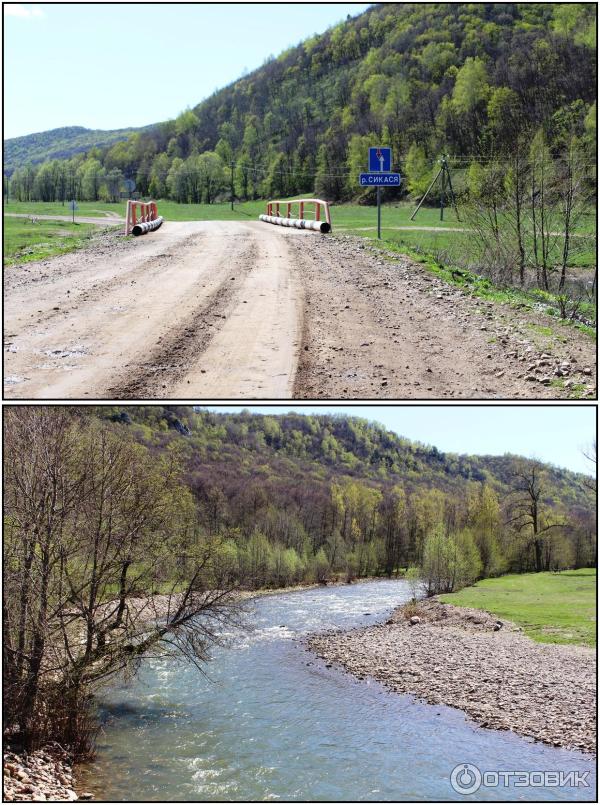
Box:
[125, 200, 163, 235]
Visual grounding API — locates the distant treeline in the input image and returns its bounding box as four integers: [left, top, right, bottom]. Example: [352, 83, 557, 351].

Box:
[4, 3, 596, 204]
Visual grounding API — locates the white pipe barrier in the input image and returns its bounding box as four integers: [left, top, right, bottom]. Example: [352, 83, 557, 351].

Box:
[259, 214, 331, 234]
[132, 216, 164, 236]
[260, 198, 332, 233]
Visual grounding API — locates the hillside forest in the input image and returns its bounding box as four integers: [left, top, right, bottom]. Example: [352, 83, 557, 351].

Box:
[3, 406, 596, 751]
[5, 3, 596, 207]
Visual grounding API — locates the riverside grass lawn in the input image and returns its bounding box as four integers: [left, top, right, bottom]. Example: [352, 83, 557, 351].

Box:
[4, 199, 595, 269]
[440, 569, 597, 647]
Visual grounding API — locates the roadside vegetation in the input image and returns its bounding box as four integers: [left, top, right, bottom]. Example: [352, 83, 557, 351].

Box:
[440, 568, 596, 646]
[364, 234, 596, 339]
[3, 216, 110, 266]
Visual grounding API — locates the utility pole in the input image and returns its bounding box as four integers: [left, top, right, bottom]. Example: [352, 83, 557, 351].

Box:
[440, 159, 446, 221]
[410, 154, 460, 222]
[230, 161, 234, 211]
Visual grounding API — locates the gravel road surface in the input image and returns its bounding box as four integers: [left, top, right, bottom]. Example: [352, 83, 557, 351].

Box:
[4, 222, 596, 399]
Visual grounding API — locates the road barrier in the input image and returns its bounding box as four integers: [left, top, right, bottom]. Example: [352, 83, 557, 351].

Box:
[125, 200, 160, 235]
[132, 217, 164, 236]
[259, 198, 332, 233]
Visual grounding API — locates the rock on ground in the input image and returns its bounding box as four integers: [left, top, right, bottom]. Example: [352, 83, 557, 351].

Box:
[3, 743, 89, 801]
[290, 233, 597, 400]
[307, 598, 596, 754]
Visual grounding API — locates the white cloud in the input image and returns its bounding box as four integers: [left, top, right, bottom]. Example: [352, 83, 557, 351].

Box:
[4, 4, 45, 18]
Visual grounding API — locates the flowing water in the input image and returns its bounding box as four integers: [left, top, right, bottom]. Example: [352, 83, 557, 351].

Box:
[80, 580, 595, 801]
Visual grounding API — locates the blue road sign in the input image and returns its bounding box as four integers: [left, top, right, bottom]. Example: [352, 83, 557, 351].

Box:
[360, 173, 401, 186]
[369, 146, 392, 172]
[69, 200, 78, 211]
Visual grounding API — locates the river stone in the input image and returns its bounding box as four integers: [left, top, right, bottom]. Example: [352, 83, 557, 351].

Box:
[306, 596, 596, 754]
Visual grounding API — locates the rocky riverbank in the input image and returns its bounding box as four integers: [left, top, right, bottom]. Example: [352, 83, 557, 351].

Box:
[3, 743, 93, 801]
[307, 598, 597, 754]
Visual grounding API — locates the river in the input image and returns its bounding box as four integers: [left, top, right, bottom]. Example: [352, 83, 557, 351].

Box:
[79, 579, 596, 801]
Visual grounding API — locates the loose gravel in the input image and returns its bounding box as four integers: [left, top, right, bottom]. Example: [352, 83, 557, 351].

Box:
[307, 598, 596, 753]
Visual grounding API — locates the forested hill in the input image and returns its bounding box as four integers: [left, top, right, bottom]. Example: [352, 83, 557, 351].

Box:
[102, 405, 591, 502]
[4, 124, 148, 173]
[94, 407, 594, 579]
[6, 3, 596, 203]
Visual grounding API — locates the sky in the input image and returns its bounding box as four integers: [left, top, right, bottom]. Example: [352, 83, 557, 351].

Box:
[3, 2, 371, 139]
[203, 405, 597, 475]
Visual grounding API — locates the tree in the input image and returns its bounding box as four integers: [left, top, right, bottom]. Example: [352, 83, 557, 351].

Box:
[196, 152, 225, 204]
[467, 483, 504, 576]
[529, 129, 555, 291]
[506, 462, 567, 572]
[314, 143, 340, 201]
[465, 158, 514, 285]
[3, 408, 240, 752]
[404, 143, 432, 198]
[379, 485, 407, 576]
[419, 525, 481, 595]
[148, 153, 171, 199]
[556, 137, 588, 291]
[166, 157, 186, 203]
[80, 158, 105, 201]
[504, 140, 529, 285]
[104, 168, 124, 203]
[451, 57, 490, 114]
[486, 87, 524, 151]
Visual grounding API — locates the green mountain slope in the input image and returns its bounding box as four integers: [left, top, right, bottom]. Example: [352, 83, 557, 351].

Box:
[6, 3, 596, 203]
[3, 124, 149, 173]
[94, 406, 595, 581]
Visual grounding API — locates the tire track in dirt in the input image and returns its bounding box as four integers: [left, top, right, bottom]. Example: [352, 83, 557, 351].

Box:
[171, 224, 303, 398]
[8, 232, 207, 336]
[107, 239, 259, 398]
[4, 223, 250, 398]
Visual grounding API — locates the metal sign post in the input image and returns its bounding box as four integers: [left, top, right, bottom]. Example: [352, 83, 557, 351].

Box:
[69, 199, 77, 223]
[362, 147, 401, 239]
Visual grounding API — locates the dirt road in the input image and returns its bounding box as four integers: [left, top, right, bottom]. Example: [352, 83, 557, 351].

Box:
[3, 221, 596, 399]
[5, 221, 301, 399]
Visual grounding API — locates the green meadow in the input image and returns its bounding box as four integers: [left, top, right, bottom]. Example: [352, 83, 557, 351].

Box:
[440, 568, 597, 647]
[4, 215, 103, 266]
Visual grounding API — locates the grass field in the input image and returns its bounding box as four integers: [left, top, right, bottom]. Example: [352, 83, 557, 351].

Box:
[5, 199, 594, 265]
[6, 198, 461, 226]
[3, 216, 105, 266]
[439, 568, 597, 647]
